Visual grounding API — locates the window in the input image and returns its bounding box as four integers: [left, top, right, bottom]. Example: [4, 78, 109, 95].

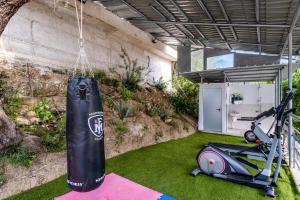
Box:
[191, 49, 204, 71]
[207, 53, 234, 70]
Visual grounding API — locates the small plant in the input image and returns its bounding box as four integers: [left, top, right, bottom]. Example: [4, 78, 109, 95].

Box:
[0, 173, 6, 187]
[40, 114, 66, 152]
[3, 95, 22, 119]
[113, 101, 134, 120]
[110, 47, 151, 91]
[121, 87, 134, 100]
[0, 165, 6, 187]
[0, 72, 22, 119]
[34, 99, 56, 124]
[0, 146, 36, 167]
[146, 103, 173, 121]
[94, 70, 107, 82]
[94, 69, 120, 87]
[168, 120, 179, 130]
[183, 123, 190, 132]
[115, 120, 128, 145]
[155, 130, 164, 142]
[152, 77, 168, 91]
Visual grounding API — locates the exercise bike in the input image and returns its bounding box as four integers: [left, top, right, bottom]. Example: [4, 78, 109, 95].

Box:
[244, 106, 277, 143]
[191, 90, 294, 197]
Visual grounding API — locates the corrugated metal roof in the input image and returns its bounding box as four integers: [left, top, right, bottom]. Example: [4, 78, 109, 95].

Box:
[180, 64, 286, 83]
[94, 0, 300, 56]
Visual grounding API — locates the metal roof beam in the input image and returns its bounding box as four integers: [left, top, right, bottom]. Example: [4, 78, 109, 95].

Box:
[216, 0, 238, 41]
[167, 0, 206, 46]
[280, 0, 300, 57]
[155, 35, 288, 47]
[120, 0, 183, 45]
[152, 0, 176, 21]
[168, 0, 188, 20]
[195, 0, 231, 50]
[130, 20, 290, 28]
[255, 0, 262, 54]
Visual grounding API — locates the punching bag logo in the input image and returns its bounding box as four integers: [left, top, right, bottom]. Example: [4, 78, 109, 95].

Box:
[88, 112, 104, 138]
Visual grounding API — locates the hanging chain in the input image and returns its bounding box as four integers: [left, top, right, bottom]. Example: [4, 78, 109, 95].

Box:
[73, 0, 94, 77]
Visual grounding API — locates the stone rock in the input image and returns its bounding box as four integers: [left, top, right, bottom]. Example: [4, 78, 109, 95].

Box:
[15, 117, 31, 126]
[0, 106, 22, 151]
[20, 133, 44, 154]
[25, 111, 36, 118]
[20, 105, 30, 115]
[129, 123, 144, 137]
[48, 96, 66, 112]
[21, 96, 38, 106]
[165, 119, 173, 123]
[29, 117, 41, 124]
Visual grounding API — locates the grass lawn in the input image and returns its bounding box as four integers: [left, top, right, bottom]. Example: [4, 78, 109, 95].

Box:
[5, 132, 300, 200]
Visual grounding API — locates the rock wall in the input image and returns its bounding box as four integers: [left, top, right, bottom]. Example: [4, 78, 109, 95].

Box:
[0, 63, 196, 199]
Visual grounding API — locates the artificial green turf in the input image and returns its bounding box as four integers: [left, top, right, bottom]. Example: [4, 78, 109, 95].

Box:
[5, 132, 300, 200]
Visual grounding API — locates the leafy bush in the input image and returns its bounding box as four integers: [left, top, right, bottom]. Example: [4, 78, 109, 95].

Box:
[146, 103, 173, 121]
[152, 77, 168, 91]
[40, 114, 66, 152]
[115, 120, 128, 145]
[170, 75, 199, 118]
[282, 69, 300, 131]
[0, 146, 36, 167]
[121, 87, 134, 100]
[113, 101, 134, 120]
[3, 96, 22, 119]
[34, 99, 56, 124]
[94, 70, 107, 82]
[0, 72, 22, 119]
[110, 47, 150, 91]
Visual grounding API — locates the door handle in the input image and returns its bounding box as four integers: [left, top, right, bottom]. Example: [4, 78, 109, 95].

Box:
[216, 108, 221, 112]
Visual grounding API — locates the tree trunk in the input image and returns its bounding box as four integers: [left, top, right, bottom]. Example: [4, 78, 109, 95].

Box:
[0, 105, 22, 150]
[0, 0, 30, 36]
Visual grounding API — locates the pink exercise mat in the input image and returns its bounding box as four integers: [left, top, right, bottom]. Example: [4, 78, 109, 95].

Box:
[55, 173, 162, 200]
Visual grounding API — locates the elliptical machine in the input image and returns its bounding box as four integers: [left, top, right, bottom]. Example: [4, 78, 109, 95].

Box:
[244, 106, 277, 143]
[191, 90, 294, 197]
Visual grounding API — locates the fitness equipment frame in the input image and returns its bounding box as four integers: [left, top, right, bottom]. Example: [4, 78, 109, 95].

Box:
[191, 90, 294, 197]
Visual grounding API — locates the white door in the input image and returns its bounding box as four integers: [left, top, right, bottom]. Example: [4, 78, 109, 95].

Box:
[203, 88, 222, 132]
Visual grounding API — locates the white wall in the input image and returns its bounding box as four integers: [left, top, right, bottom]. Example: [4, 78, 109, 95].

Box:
[228, 83, 275, 133]
[0, 0, 176, 87]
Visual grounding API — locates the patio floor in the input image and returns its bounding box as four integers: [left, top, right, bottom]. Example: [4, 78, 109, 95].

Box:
[5, 132, 300, 200]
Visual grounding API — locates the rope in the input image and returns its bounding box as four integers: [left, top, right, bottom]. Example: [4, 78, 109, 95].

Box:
[73, 0, 94, 77]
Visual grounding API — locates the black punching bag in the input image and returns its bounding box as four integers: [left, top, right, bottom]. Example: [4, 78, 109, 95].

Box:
[66, 76, 105, 192]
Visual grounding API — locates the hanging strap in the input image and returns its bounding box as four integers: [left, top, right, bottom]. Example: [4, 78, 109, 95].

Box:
[73, 0, 94, 77]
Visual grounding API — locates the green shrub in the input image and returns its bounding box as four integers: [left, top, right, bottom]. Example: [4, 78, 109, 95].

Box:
[94, 69, 120, 87]
[146, 103, 173, 120]
[110, 47, 150, 91]
[40, 114, 66, 152]
[0, 146, 36, 167]
[0, 72, 22, 119]
[113, 101, 134, 120]
[3, 95, 22, 119]
[282, 68, 300, 131]
[115, 121, 128, 145]
[121, 87, 134, 100]
[34, 99, 56, 124]
[152, 77, 168, 91]
[170, 75, 199, 118]
[94, 70, 107, 82]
